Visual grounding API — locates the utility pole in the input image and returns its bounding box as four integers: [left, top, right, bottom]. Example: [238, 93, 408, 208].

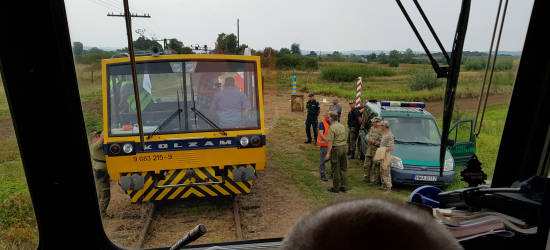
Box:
[237, 19, 240, 48]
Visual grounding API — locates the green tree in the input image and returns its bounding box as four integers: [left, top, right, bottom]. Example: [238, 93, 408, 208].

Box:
[72, 41, 83, 56]
[333, 51, 340, 56]
[237, 44, 249, 55]
[291, 43, 301, 54]
[180, 47, 193, 54]
[366, 52, 377, 61]
[378, 52, 389, 64]
[389, 59, 400, 67]
[389, 49, 401, 61]
[308, 51, 317, 57]
[402, 48, 414, 63]
[215, 33, 238, 54]
[88, 47, 103, 54]
[168, 38, 184, 52]
[278, 47, 291, 55]
[133, 37, 162, 51]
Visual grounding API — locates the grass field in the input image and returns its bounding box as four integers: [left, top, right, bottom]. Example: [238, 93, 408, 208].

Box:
[0, 61, 512, 248]
[268, 94, 509, 204]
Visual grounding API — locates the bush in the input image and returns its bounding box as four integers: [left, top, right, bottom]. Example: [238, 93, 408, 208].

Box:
[408, 69, 445, 91]
[276, 54, 318, 70]
[320, 66, 396, 82]
[463, 58, 514, 71]
[83, 113, 103, 135]
[464, 58, 487, 71]
[494, 59, 514, 71]
[389, 59, 399, 67]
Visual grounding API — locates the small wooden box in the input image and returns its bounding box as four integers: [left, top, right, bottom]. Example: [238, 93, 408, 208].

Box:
[291, 95, 304, 111]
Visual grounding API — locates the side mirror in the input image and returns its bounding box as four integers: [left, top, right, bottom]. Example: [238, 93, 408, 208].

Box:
[447, 138, 455, 147]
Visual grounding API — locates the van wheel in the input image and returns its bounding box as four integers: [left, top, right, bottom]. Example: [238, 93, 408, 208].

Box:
[358, 141, 365, 160]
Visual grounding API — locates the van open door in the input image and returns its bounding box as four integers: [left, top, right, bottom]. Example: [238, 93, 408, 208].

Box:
[447, 118, 476, 166]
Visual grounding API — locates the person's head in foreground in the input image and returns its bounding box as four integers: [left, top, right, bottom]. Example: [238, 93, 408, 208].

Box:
[281, 197, 463, 250]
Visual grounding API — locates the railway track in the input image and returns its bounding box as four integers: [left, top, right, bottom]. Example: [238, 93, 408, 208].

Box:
[134, 196, 244, 249]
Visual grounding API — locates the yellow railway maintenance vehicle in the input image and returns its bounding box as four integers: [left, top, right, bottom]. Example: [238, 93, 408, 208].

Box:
[101, 54, 266, 203]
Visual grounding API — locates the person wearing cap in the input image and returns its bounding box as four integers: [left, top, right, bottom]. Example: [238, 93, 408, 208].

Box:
[362, 117, 384, 185]
[89, 131, 112, 219]
[346, 100, 362, 159]
[324, 112, 348, 193]
[317, 110, 332, 181]
[304, 93, 320, 144]
[329, 96, 342, 122]
[376, 120, 395, 194]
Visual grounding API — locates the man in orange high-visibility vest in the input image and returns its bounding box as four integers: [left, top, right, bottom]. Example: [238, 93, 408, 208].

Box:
[317, 110, 332, 181]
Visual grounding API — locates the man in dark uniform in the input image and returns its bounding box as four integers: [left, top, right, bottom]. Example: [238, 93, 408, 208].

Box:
[305, 93, 320, 144]
[347, 100, 362, 159]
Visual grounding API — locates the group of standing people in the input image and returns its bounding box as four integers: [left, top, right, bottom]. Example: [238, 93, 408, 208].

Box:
[305, 95, 394, 194]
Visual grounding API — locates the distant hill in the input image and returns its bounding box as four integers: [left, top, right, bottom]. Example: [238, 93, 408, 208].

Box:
[301, 50, 522, 56]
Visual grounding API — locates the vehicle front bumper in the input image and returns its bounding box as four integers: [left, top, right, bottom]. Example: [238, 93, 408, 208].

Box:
[391, 168, 454, 187]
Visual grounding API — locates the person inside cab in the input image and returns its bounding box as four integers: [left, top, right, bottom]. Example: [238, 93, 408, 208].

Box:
[209, 77, 252, 128]
[117, 75, 153, 114]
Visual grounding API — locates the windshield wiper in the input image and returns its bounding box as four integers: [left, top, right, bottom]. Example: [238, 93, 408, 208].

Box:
[190, 108, 227, 136]
[394, 139, 413, 144]
[394, 140, 439, 146]
[147, 109, 183, 139]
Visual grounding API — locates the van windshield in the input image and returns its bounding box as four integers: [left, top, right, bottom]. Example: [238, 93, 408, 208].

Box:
[383, 116, 441, 145]
[106, 59, 260, 137]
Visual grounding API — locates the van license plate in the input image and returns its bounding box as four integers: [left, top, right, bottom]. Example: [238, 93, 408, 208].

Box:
[414, 175, 437, 181]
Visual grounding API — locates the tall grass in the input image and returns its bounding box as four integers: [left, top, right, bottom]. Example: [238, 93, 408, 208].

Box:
[0, 162, 38, 250]
[440, 103, 509, 190]
[464, 58, 514, 71]
[320, 66, 396, 82]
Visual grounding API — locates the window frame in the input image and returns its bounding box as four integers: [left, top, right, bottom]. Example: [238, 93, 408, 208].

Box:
[105, 59, 262, 137]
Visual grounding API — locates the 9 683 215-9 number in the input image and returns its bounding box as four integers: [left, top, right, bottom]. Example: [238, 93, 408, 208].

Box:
[133, 154, 172, 162]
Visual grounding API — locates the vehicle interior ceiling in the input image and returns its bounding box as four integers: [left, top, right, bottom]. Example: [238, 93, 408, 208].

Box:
[0, 0, 550, 250]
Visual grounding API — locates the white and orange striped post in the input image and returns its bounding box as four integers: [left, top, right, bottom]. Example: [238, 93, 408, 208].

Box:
[356, 77, 362, 106]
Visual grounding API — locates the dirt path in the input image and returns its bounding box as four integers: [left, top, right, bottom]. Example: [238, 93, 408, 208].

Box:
[423, 94, 510, 116]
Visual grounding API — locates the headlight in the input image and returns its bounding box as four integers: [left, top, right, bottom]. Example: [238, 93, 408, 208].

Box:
[240, 137, 249, 147]
[251, 136, 261, 146]
[123, 143, 133, 154]
[110, 144, 121, 154]
[391, 160, 403, 169]
[444, 158, 454, 171]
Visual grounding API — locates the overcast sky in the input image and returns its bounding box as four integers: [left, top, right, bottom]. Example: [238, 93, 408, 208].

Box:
[65, 0, 534, 53]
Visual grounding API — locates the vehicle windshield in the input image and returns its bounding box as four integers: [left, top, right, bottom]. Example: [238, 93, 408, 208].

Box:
[107, 60, 260, 137]
[383, 116, 441, 145]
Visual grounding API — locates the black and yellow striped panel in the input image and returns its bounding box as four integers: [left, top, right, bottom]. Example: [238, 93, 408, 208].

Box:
[125, 165, 255, 203]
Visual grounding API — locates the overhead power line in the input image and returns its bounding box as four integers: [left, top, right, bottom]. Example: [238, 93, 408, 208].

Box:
[149, 18, 168, 38]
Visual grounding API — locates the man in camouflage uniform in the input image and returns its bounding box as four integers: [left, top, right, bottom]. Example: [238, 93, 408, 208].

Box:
[89, 131, 112, 219]
[376, 121, 395, 194]
[324, 112, 348, 193]
[362, 117, 384, 185]
[360, 99, 371, 128]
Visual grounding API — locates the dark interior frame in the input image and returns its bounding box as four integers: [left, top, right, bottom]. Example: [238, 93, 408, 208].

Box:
[0, 0, 549, 249]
